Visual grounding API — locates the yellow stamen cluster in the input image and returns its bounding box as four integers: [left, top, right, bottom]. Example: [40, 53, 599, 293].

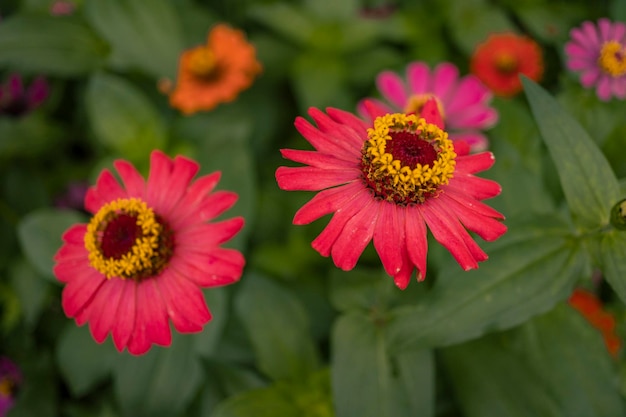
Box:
[598, 40, 626, 77]
[404, 94, 446, 119]
[188, 47, 217, 77]
[84, 198, 163, 279]
[362, 113, 456, 204]
[495, 52, 518, 73]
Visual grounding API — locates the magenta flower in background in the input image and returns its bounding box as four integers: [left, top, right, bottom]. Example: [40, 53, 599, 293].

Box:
[0, 73, 49, 117]
[54, 181, 90, 212]
[50, 1, 76, 15]
[276, 99, 506, 289]
[358, 61, 498, 152]
[565, 18, 626, 101]
[0, 357, 22, 417]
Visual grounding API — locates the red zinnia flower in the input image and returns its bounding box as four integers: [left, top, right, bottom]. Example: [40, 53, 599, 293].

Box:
[470, 32, 543, 97]
[169, 24, 262, 115]
[275, 99, 506, 289]
[569, 288, 621, 357]
[54, 150, 245, 355]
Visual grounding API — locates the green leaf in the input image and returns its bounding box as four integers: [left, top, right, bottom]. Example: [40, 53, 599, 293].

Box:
[386, 215, 586, 351]
[522, 77, 620, 229]
[7, 352, 58, 417]
[234, 273, 320, 381]
[599, 231, 626, 304]
[389, 350, 434, 417]
[211, 386, 300, 417]
[9, 259, 50, 328]
[17, 208, 86, 281]
[0, 114, 64, 160]
[291, 53, 352, 112]
[85, 0, 184, 79]
[86, 72, 167, 163]
[192, 288, 229, 358]
[332, 312, 390, 417]
[113, 334, 203, 417]
[249, 3, 315, 46]
[441, 304, 624, 417]
[329, 268, 393, 313]
[55, 324, 118, 397]
[0, 15, 107, 76]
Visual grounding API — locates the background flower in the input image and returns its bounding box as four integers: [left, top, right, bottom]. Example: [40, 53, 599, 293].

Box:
[565, 18, 626, 101]
[0, 357, 21, 417]
[569, 288, 621, 357]
[0, 73, 48, 117]
[359, 61, 497, 152]
[53, 150, 245, 355]
[470, 32, 543, 97]
[168, 24, 262, 115]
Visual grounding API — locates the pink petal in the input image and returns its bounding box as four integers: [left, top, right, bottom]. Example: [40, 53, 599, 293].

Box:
[373, 201, 404, 276]
[173, 190, 239, 230]
[309, 108, 364, 151]
[376, 71, 409, 109]
[357, 98, 394, 121]
[406, 61, 431, 95]
[280, 149, 354, 169]
[311, 188, 373, 256]
[275, 166, 360, 191]
[169, 172, 222, 223]
[596, 75, 613, 100]
[84, 170, 126, 213]
[439, 193, 507, 241]
[126, 279, 171, 355]
[393, 242, 414, 289]
[421, 98, 445, 129]
[444, 187, 505, 219]
[111, 281, 137, 352]
[611, 22, 626, 41]
[598, 18, 612, 42]
[295, 115, 356, 161]
[87, 278, 125, 343]
[177, 217, 244, 248]
[326, 107, 369, 137]
[59, 223, 87, 246]
[445, 76, 493, 118]
[404, 205, 428, 282]
[446, 175, 502, 200]
[293, 181, 363, 225]
[62, 268, 106, 317]
[565, 43, 594, 61]
[146, 150, 174, 212]
[455, 152, 495, 174]
[449, 106, 499, 130]
[580, 69, 601, 88]
[432, 62, 459, 104]
[330, 197, 378, 271]
[114, 159, 145, 198]
[55, 242, 87, 262]
[581, 21, 600, 49]
[156, 270, 211, 333]
[157, 156, 200, 217]
[54, 257, 90, 284]
[449, 132, 489, 153]
[171, 247, 244, 287]
[611, 77, 626, 99]
[570, 27, 595, 51]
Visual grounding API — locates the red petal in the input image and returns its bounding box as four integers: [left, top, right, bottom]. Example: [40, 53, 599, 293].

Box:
[331, 198, 378, 271]
[114, 159, 145, 198]
[157, 270, 212, 333]
[275, 166, 360, 191]
[177, 218, 244, 248]
[88, 278, 125, 343]
[85, 170, 126, 213]
[62, 268, 106, 317]
[293, 181, 362, 225]
[405, 205, 428, 282]
[111, 281, 137, 352]
[373, 201, 404, 277]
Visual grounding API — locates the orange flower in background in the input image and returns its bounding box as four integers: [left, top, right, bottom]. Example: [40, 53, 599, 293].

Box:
[169, 24, 262, 115]
[470, 32, 543, 97]
[569, 288, 621, 357]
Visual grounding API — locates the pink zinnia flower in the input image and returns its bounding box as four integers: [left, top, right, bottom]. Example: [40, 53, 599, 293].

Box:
[275, 99, 506, 289]
[565, 18, 626, 101]
[358, 61, 498, 152]
[54, 150, 245, 355]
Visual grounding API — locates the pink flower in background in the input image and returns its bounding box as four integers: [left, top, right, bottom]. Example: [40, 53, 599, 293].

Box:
[359, 61, 498, 152]
[565, 18, 626, 101]
[0, 357, 21, 417]
[276, 99, 506, 289]
[54, 150, 246, 355]
[50, 1, 76, 15]
[0, 73, 48, 117]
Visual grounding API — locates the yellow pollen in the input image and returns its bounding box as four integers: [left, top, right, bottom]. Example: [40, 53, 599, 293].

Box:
[188, 47, 217, 77]
[0, 379, 14, 396]
[84, 198, 164, 280]
[495, 53, 518, 73]
[404, 94, 446, 119]
[598, 40, 626, 77]
[362, 113, 456, 204]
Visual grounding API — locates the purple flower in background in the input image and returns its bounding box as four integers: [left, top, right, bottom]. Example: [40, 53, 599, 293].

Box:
[0, 73, 49, 118]
[0, 357, 22, 417]
[54, 181, 90, 212]
[50, 1, 76, 16]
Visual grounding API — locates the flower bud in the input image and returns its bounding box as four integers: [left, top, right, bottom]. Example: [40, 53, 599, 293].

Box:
[610, 198, 626, 230]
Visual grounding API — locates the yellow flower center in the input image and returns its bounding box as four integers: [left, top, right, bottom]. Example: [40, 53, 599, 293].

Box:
[361, 113, 456, 204]
[84, 198, 173, 280]
[188, 47, 217, 77]
[0, 378, 15, 397]
[598, 40, 626, 77]
[404, 94, 446, 119]
[495, 52, 518, 73]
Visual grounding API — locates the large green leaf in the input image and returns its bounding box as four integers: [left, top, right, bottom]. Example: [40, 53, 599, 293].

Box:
[6, 352, 58, 417]
[86, 72, 167, 163]
[599, 231, 626, 304]
[0, 15, 107, 76]
[55, 324, 118, 397]
[113, 334, 203, 417]
[192, 288, 229, 358]
[331, 313, 434, 417]
[249, 3, 315, 46]
[522, 77, 620, 229]
[234, 273, 320, 381]
[17, 208, 86, 282]
[85, 0, 184, 79]
[441, 304, 623, 417]
[386, 215, 586, 351]
[9, 260, 50, 328]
